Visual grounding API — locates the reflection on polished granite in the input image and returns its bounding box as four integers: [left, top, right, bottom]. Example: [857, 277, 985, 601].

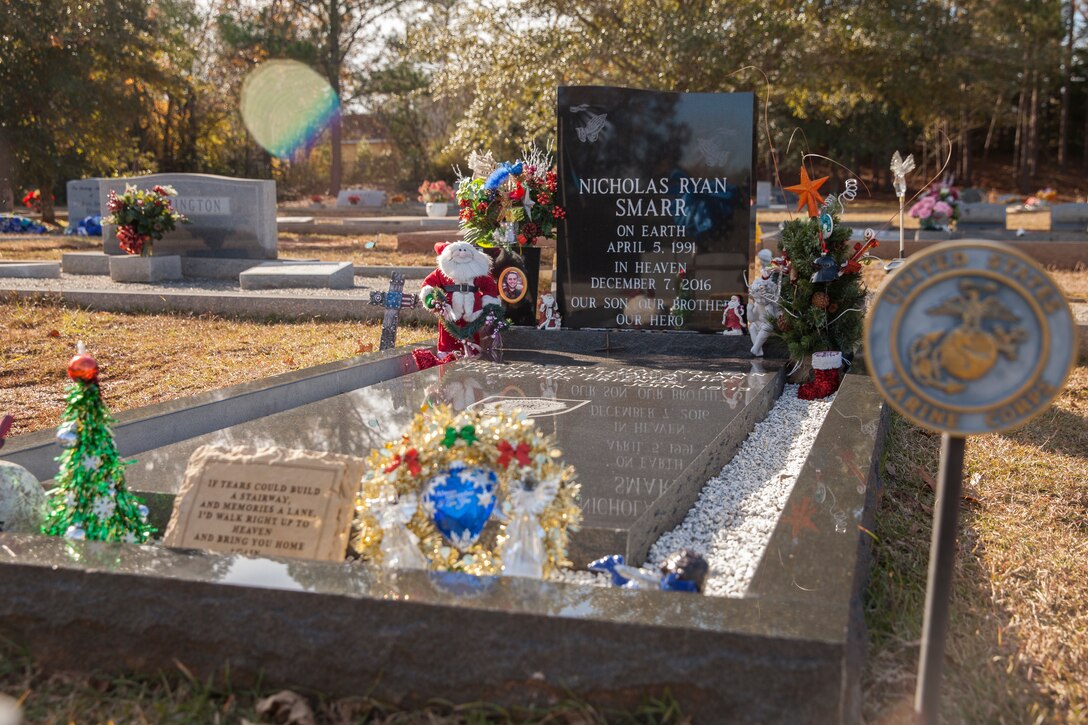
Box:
[0, 374, 887, 723]
[126, 348, 782, 564]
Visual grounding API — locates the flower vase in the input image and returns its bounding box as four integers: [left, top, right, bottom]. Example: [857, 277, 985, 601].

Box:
[425, 202, 448, 218]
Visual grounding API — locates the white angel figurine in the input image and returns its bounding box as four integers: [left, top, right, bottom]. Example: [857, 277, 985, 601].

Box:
[500, 475, 560, 578]
[368, 489, 429, 570]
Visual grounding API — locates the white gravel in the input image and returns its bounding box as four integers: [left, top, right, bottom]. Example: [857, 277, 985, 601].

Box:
[551, 386, 834, 597]
[647, 385, 834, 597]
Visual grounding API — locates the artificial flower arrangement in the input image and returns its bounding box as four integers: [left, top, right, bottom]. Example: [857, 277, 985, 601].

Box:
[104, 184, 187, 256]
[21, 189, 52, 214]
[417, 180, 455, 204]
[455, 148, 565, 248]
[909, 181, 960, 231]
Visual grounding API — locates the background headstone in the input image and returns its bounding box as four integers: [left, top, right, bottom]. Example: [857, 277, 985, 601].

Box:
[66, 179, 102, 221]
[100, 173, 277, 259]
[557, 86, 755, 332]
[755, 180, 772, 207]
[336, 189, 386, 209]
[163, 445, 363, 561]
[957, 202, 1006, 226]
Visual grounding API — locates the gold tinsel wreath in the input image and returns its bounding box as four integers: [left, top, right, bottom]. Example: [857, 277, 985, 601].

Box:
[351, 405, 581, 576]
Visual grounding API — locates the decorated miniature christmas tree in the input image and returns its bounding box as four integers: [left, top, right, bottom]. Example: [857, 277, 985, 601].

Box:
[775, 169, 871, 399]
[42, 345, 153, 543]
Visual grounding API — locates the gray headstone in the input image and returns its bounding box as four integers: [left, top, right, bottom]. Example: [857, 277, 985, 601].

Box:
[958, 202, 1006, 225]
[66, 178, 102, 221]
[336, 189, 386, 209]
[100, 174, 277, 259]
[0, 461, 47, 534]
[959, 187, 984, 204]
[756, 180, 772, 207]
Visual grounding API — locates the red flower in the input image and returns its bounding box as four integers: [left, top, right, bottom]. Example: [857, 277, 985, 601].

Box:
[152, 185, 169, 196]
[117, 225, 148, 255]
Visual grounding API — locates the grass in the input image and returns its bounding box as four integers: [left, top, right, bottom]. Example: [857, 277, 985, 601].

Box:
[0, 295, 436, 438]
[863, 367, 1088, 723]
[0, 638, 689, 724]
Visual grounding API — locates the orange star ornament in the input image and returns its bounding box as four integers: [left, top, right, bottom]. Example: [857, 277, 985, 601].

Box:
[785, 167, 829, 218]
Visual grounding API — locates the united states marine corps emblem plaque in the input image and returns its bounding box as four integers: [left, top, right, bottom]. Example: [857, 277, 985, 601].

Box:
[865, 240, 1077, 435]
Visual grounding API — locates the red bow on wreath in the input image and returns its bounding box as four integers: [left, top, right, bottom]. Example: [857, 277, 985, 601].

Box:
[497, 440, 532, 468]
[384, 448, 421, 476]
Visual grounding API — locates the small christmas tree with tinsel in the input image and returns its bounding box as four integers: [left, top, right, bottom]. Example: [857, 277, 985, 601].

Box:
[776, 168, 872, 399]
[42, 345, 153, 543]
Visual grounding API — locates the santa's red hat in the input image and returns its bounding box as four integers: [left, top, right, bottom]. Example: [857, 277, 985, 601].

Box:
[434, 241, 451, 255]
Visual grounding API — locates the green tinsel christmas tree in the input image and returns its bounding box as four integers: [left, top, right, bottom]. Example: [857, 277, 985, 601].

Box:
[42, 346, 153, 543]
[775, 208, 868, 361]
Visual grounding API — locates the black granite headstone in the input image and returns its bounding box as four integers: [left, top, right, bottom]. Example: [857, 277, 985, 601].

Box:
[557, 86, 755, 332]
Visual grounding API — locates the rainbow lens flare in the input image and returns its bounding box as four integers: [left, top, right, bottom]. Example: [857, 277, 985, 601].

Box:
[240, 60, 339, 159]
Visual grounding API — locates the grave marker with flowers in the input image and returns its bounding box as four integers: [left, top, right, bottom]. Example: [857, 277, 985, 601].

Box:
[103, 184, 187, 282]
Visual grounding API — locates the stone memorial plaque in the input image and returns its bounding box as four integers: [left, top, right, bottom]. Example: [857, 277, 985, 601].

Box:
[163, 445, 363, 561]
[130, 350, 779, 565]
[100, 173, 277, 259]
[557, 86, 755, 332]
[66, 179, 102, 221]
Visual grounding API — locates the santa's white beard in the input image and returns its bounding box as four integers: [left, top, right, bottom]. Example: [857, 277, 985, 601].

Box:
[438, 247, 491, 283]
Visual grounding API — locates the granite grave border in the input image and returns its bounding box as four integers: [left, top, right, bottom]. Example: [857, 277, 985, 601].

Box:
[0, 372, 887, 724]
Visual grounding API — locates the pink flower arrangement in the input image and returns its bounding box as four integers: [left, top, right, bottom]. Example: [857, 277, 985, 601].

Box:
[417, 180, 454, 203]
[909, 182, 960, 231]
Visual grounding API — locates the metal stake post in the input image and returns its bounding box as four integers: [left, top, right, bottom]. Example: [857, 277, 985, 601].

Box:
[899, 193, 906, 260]
[914, 433, 967, 724]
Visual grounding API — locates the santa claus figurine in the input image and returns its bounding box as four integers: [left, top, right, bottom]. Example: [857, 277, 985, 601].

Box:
[420, 241, 503, 358]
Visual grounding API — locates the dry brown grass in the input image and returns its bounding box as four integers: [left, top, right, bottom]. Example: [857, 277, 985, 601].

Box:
[861, 263, 1087, 301]
[864, 367, 1088, 723]
[0, 295, 436, 438]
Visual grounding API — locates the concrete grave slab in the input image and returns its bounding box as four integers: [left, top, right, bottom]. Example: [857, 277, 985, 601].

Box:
[0, 261, 60, 279]
[1049, 203, 1088, 231]
[61, 251, 110, 275]
[239, 261, 354, 290]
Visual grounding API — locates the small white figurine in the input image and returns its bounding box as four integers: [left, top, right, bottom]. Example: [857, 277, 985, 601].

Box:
[368, 489, 429, 570]
[501, 475, 560, 578]
[747, 249, 781, 357]
[537, 293, 561, 330]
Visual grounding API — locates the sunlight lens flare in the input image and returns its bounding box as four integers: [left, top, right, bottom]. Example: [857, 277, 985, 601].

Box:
[240, 60, 339, 159]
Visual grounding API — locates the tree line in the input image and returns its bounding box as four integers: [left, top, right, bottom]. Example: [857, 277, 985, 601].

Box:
[0, 0, 1082, 222]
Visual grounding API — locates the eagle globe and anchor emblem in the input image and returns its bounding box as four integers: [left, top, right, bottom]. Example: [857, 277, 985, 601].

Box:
[908, 278, 1028, 395]
[866, 241, 1077, 435]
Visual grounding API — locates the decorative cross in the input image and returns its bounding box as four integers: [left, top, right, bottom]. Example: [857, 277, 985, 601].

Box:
[368, 273, 419, 350]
